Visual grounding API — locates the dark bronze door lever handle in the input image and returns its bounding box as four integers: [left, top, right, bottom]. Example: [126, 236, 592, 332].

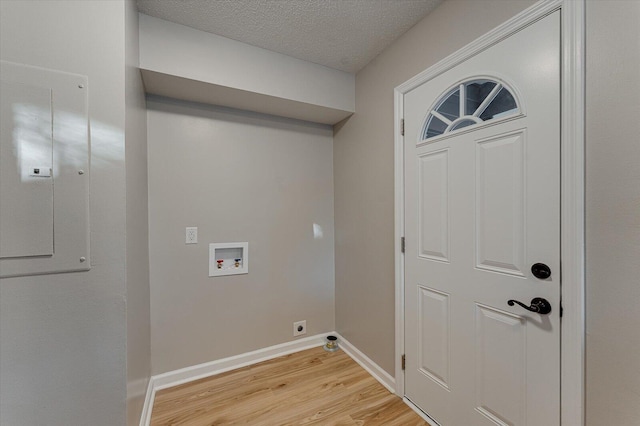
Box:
[507, 297, 552, 315]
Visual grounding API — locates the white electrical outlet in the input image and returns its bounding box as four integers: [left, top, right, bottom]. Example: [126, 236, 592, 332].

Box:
[293, 320, 306, 337]
[185, 227, 198, 244]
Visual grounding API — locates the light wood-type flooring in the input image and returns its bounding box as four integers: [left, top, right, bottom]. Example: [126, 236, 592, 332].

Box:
[150, 346, 430, 425]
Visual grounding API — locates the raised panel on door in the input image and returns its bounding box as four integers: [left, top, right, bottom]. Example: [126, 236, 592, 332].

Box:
[418, 149, 450, 262]
[417, 286, 450, 389]
[475, 304, 526, 426]
[475, 130, 526, 277]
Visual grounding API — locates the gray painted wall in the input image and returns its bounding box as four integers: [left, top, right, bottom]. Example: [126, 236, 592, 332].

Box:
[125, 1, 151, 425]
[334, 0, 536, 376]
[147, 98, 335, 375]
[0, 1, 128, 425]
[1, 1, 637, 424]
[585, 1, 640, 424]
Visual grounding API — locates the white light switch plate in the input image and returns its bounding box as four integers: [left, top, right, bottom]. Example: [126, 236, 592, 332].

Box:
[186, 227, 197, 244]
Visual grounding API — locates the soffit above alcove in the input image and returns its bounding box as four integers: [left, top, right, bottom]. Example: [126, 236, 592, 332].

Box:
[137, 0, 443, 74]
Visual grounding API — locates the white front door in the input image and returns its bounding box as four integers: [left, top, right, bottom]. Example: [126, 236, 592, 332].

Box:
[404, 11, 560, 426]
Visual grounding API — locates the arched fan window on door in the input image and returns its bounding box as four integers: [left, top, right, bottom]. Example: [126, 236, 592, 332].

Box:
[422, 78, 521, 140]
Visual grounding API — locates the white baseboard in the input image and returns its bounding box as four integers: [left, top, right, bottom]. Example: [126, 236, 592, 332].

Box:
[139, 377, 155, 426]
[139, 332, 399, 426]
[139, 333, 328, 426]
[334, 333, 396, 394]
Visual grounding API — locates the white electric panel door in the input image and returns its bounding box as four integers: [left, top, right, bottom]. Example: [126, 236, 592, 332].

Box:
[0, 61, 90, 278]
[0, 81, 55, 258]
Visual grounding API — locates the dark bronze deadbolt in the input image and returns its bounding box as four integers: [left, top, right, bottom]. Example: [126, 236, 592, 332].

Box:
[531, 263, 551, 279]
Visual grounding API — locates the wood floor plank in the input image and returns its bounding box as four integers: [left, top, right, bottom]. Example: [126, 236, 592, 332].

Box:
[151, 347, 430, 426]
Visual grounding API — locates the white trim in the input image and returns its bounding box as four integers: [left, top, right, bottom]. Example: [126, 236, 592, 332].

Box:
[139, 333, 328, 426]
[559, 0, 586, 424]
[393, 1, 585, 425]
[335, 333, 396, 394]
[139, 333, 399, 425]
[395, 0, 562, 94]
[139, 378, 155, 426]
[152, 333, 326, 390]
[394, 87, 406, 397]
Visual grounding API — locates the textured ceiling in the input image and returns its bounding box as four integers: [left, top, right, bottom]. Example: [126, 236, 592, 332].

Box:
[136, 0, 442, 73]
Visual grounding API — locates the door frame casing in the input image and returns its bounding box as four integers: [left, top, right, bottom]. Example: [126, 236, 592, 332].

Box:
[393, 1, 585, 425]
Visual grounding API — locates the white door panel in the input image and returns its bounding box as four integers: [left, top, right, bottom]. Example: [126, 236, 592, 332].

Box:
[404, 11, 560, 426]
[417, 149, 450, 262]
[475, 129, 527, 276]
